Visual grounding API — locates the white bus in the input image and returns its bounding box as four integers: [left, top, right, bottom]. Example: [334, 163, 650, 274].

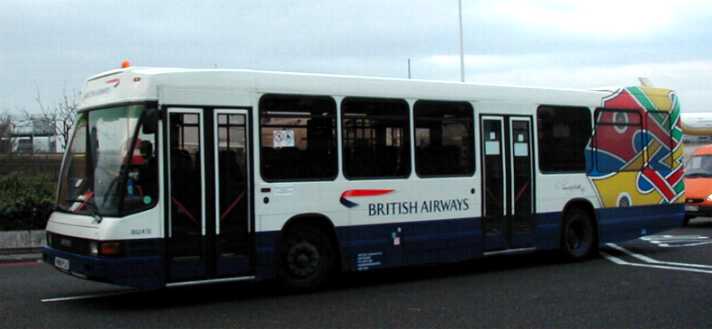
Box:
[43, 65, 685, 290]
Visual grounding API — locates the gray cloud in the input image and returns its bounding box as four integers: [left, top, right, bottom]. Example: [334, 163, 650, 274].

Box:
[2, 0, 712, 112]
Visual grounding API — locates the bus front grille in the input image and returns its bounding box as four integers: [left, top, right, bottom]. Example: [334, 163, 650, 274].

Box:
[48, 233, 91, 256]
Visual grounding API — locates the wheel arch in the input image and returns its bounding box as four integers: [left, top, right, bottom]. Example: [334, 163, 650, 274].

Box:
[279, 212, 344, 271]
[561, 198, 599, 245]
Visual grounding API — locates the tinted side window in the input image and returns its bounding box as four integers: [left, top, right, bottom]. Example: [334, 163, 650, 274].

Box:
[593, 108, 644, 172]
[537, 106, 592, 172]
[259, 94, 337, 181]
[341, 97, 410, 179]
[414, 100, 474, 177]
[646, 111, 674, 171]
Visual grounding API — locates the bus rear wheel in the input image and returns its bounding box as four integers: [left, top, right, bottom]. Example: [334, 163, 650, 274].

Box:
[278, 226, 335, 292]
[683, 215, 692, 227]
[561, 208, 596, 260]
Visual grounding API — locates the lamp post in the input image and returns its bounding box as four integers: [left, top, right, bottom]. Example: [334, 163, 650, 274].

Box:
[458, 0, 465, 82]
[408, 58, 412, 79]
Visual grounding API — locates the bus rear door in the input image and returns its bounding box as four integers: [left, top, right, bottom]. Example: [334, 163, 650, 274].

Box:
[480, 115, 535, 252]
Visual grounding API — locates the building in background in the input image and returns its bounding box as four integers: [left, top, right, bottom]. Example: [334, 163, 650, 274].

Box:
[0, 114, 61, 154]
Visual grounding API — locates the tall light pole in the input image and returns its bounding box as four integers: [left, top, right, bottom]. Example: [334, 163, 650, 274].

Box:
[408, 58, 412, 79]
[458, 0, 465, 82]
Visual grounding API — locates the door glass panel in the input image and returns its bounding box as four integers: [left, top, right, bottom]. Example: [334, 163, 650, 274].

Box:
[169, 112, 203, 257]
[482, 118, 506, 249]
[511, 120, 533, 240]
[512, 120, 532, 216]
[216, 113, 248, 256]
[483, 119, 504, 218]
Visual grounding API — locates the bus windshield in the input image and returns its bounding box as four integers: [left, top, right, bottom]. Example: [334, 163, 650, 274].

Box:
[57, 104, 158, 217]
[686, 155, 712, 178]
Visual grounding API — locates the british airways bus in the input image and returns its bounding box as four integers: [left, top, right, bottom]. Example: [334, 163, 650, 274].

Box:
[42, 65, 685, 290]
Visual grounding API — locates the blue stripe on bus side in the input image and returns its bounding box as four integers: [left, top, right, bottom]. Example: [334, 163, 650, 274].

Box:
[596, 203, 685, 244]
[338, 217, 483, 271]
[253, 204, 683, 279]
[42, 247, 164, 289]
[253, 217, 483, 278]
[534, 212, 562, 250]
[254, 231, 280, 280]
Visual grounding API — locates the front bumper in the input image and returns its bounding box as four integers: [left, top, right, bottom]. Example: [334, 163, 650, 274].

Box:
[42, 246, 164, 289]
[684, 204, 712, 218]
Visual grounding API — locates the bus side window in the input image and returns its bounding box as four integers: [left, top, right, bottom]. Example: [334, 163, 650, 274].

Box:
[341, 97, 411, 179]
[413, 100, 474, 177]
[537, 106, 591, 173]
[646, 111, 674, 171]
[592, 108, 643, 173]
[259, 94, 338, 181]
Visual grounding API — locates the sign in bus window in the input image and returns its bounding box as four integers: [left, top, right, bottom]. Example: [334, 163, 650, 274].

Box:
[485, 141, 500, 155]
[514, 143, 528, 157]
[272, 129, 295, 148]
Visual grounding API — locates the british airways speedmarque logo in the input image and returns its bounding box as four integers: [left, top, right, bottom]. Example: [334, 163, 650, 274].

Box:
[339, 189, 395, 208]
[106, 78, 120, 88]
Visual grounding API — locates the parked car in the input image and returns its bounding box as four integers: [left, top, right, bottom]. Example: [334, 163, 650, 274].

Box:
[684, 144, 712, 224]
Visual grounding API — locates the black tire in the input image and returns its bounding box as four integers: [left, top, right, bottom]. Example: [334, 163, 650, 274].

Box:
[683, 215, 692, 227]
[277, 226, 336, 292]
[561, 208, 596, 260]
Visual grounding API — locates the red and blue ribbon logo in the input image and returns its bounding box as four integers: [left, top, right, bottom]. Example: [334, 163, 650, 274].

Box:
[340, 189, 394, 208]
[106, 78, 121, 88]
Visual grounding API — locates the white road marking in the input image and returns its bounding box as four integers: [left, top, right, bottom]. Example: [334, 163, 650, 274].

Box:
[41, 290, 136, 303]
[599, 251, 712, 274]
[639, 235, 712, 248]
[599, 251, 627, 265]
[606, 243, 712, 269]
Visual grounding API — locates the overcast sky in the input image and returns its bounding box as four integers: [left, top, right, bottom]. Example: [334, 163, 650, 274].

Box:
[2, 0, 712, 113]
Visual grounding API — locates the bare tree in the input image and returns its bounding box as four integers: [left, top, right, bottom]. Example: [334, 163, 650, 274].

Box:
[0, 110, 16, 153]
[34, 88, 79, 151]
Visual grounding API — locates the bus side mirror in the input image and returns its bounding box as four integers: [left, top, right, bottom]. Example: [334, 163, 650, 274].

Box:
[142, 109, 159, 134]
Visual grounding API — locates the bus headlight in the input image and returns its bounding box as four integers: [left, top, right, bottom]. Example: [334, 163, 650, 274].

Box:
[89, 241, 99, 256]
[707, 194, 712, 201]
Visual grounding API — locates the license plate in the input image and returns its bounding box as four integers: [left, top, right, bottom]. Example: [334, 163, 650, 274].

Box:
[685, 205, 699, 212]
[54, 257, 70, 271]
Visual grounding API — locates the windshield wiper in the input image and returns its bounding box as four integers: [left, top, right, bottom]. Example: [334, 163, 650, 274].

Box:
[63, 198, 103, 223]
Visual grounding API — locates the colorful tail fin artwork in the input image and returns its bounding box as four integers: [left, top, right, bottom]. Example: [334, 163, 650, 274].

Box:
[586, 86, 684, 208]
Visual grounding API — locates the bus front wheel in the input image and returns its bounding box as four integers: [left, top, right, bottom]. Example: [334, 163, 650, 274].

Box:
[278, 226, 335, 292]
[561, 208, 596, 260]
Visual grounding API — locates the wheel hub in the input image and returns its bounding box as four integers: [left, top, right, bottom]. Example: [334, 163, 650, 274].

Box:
[567, 217, 589, 252]
[287, 241, 320, 278]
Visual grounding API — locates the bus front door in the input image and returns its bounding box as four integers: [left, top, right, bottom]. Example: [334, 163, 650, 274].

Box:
[211, 110, 252, 278]
[480, 115, 535, 252]
[166, 108, 252, 284]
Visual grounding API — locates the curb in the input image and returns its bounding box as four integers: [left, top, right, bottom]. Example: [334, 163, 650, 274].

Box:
[0, 230, 46, 250]
[0, 247, 42, 255]
[0, 247, 43, 264]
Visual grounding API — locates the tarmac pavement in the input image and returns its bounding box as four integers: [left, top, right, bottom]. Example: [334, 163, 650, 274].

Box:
[1, 218, 711, 328]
